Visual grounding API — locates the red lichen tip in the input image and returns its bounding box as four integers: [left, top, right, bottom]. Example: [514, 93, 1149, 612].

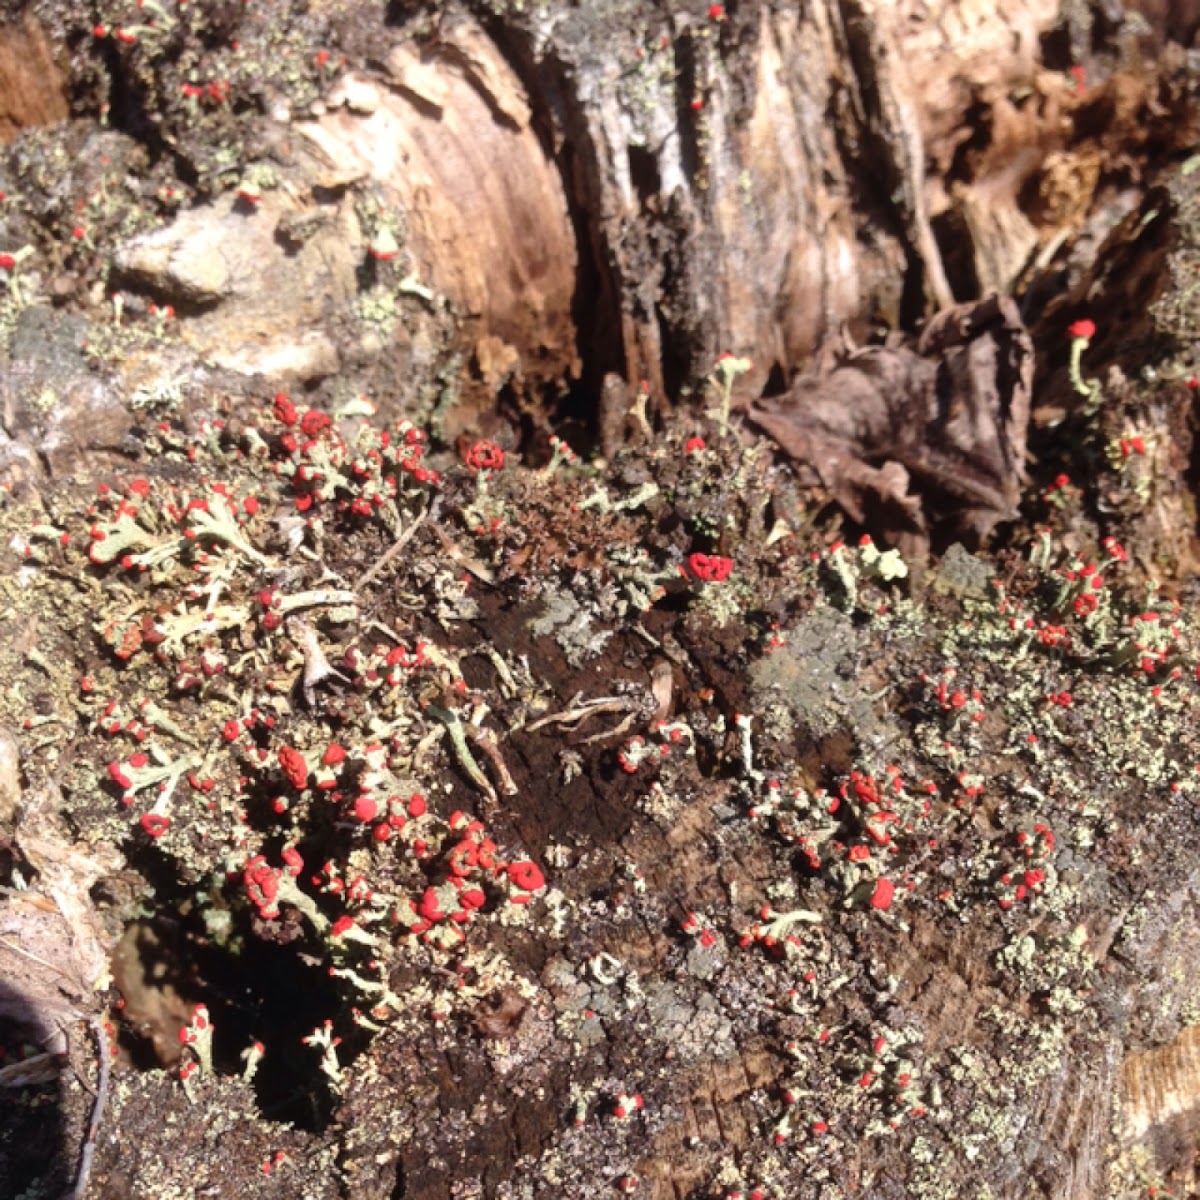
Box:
[462, 439, 505, 473]
[507, 861, 546, 892]
[140, 813, 171, 838]
[688, 552, 733, 582]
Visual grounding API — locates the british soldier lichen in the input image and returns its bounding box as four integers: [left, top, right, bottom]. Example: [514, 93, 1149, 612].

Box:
[3, 323, 1200, 1195]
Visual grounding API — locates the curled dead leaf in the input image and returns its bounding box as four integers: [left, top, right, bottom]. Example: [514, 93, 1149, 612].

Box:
[748, 293, 1032, 548]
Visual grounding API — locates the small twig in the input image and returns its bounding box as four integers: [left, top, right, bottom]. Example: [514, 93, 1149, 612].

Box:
[578, 710, 640, 746]
[525, 696, 640, 733]
[289, 618, 351, 709]
[0, 1052, 59, 1087]
[425, 705, 497, 802]
[465, 723, 519, 796]
[426, 522, 495, 583]
[0, 935, 64, 975]
[630, 624, 662, 650]
[469, 645, 518, 697]
[649, 660, 674, 725]
[354, 500, 434, 592]
[71, 1016, 110, 1200]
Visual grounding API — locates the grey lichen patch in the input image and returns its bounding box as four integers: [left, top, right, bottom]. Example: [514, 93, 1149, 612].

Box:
[528, 583, 614, 667]
[932, 542, 993, 598]
[643, 981, 735, 1062]
[748, 604, 892, 747]
[1149, 159, 1200, 346]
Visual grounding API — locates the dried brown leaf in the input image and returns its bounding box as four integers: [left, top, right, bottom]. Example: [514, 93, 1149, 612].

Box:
[749, 293, 1032, 544]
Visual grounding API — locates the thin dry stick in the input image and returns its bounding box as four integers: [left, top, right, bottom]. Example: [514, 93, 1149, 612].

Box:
[524, 695, 640, 733]
[354, 500, 434, 593]
[71, 1016, 110, 1200]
